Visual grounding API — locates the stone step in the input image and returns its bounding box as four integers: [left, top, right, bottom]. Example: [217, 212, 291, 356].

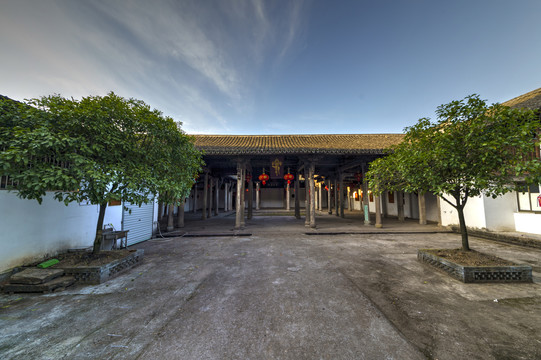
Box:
[8, 268, 65, 285]
[3, 276, 76, 294]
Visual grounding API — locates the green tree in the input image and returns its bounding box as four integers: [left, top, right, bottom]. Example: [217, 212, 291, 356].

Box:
[367, 95, 540, 250]
[0, 93, 203, 254]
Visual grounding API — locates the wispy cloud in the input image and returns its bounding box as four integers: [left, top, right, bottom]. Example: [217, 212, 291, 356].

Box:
[0, 0, 310, 133]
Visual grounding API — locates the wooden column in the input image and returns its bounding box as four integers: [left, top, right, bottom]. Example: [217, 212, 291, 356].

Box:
[208, 177, 213, 218]
[235, 162, 243, 229]
[318, 183, 323, 211]
[202, 172, 208, 220]
[309, 162, 316, 228]
[418, 191, 427, 225]
[363, 178, 370, 225]
[286, 182, 290, 210]
[248, 176, 253, 219]
[375, 195, 382, 228]
[305, 167, 310, 226]
[397, 191, 405, 221]
[214, 178, 220, 216]
[327, 182, 332, 214]
[334, 179, 339, 217]
[256, 182, 260, 210]
[294, 173, 300, 219]
[167, 203, 175, 231]
[339, 173, 345, 218]
[240, 163, 246, 227]
[177, 200, 185, 228]
[223, 183, 228, 212]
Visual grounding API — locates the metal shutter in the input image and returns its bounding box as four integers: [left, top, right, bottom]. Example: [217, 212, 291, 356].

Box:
[122, 200, 154, 246]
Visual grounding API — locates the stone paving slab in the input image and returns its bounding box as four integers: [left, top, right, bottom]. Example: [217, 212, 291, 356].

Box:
[8, 268, 64, 285]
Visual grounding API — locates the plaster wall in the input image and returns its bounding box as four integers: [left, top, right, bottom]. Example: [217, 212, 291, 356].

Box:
[385, 192, 398, 217]
[440, 194, 487, 229]
[0, 191, 122, 273]
[404, 193, 419, 219]
[514, 213, 541, 235]
[260, 188, 286, 208]
[483, 192, 517, 231]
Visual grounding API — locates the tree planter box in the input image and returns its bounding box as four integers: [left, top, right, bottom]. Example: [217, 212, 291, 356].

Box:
[60, 249, 144, 284]
[418, 249, 532, 283]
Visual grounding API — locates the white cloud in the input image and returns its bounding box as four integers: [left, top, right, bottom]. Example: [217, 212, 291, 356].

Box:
[0, 0, 310, 133]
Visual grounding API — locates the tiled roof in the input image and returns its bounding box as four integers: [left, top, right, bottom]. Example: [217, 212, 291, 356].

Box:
[192, 134, 405, 155]
[502, 87, 541, 109]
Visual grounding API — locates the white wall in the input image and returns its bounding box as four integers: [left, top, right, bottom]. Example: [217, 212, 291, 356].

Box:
[0, 191, 122, 273]
[483, 192, 517, 231]
[440, 194, 487, 229]
[514, 213, 541, 235]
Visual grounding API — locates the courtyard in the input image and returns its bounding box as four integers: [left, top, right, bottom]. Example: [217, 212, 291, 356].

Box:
[1, 211, 540, 359]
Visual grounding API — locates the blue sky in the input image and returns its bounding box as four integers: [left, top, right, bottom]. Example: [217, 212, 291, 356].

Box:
[1, 0, 541, 135]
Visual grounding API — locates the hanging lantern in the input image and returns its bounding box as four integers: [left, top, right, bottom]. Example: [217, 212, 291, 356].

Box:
[355, 172, 363, 183]
[245, 174, 252, 182]
[258, 168, 269, 185]
[283, 168, 294, 185]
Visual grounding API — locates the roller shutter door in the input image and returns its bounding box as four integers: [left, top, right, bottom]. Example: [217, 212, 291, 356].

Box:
[122, 200, 154, 246]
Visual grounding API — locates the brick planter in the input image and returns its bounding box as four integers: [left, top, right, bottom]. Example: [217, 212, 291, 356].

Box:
[418, 249, 532, 283]
[60, 249, 144, 284]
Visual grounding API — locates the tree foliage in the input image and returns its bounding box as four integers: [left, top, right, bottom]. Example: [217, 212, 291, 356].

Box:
[367, 95, 541, 250]
[1, 93, 203, 253]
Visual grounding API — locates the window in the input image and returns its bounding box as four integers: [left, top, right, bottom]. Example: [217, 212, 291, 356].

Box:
[516, 183, 541, 212]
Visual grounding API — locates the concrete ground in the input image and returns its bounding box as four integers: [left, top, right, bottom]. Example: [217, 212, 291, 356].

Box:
[1, 210, 540, 359]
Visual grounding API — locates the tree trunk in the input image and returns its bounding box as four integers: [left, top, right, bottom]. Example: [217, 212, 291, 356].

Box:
[93, 203, 108, 254]
[456, 206, 470, 251]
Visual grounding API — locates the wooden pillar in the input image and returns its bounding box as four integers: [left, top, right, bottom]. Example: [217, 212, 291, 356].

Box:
[235, 162, 243, 229]
[202, 172, 208, 220]
[363, 178, 370, 225]
[256, 182, 260, 210]
[339, 173, 345, 218]
[309, 162, 316, 228]
[334, 179, 339, 217]
[318, 183, 323, 211]
[223, 183, 228, 212]
[397, 191, 405, 221]
[294, 173, 300, 219]
[214, 178, 220, 216]
[177, 200, 185, 228]
[208, 177, 213, 218]
[286, 182, 290, 210]
[382, 191, 388, 218]
[327, 182, 332, 214]
[167, 203, 174, 231]
[304, 172, 310, 226]
[240, 164, 246, 227]
[248, 176, 253, 219]
[375, 195, 382, 228]
[418, 191, 427, 225]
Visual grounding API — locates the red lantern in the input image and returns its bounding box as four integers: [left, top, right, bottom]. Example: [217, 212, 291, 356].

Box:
[259, 173, 269, 185]
[284, 173, 294, 184]
[245, 174, 252, 182]
[355, 172, 363, 182]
